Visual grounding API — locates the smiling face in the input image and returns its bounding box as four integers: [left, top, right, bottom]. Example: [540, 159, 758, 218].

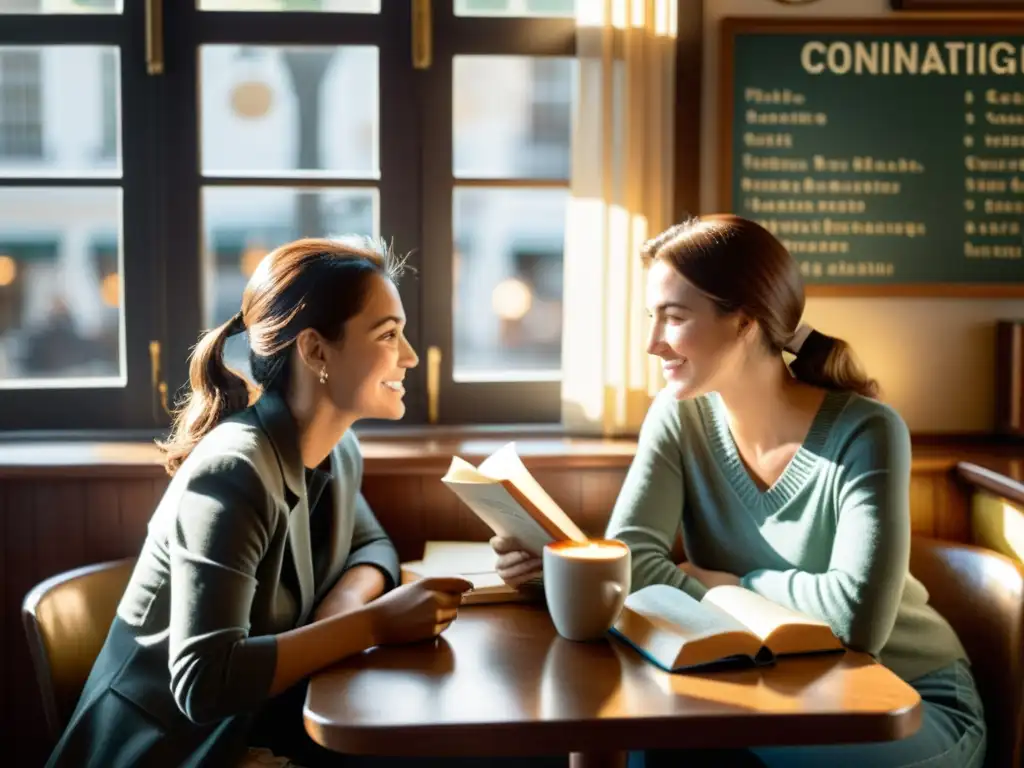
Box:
[645, 259, 751, 400]
[319, 272, 418, 421]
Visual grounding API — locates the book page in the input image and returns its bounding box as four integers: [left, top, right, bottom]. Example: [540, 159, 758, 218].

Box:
[442, 456, 496, 484]
[703, 585, 842, 655]
[440, 479, 555, 554]
[477, 443, 587, 543]
[422, 541, 498, 574]
[613, 584, 764, 671]
[402, 561, 503, 590]
[400, 560, 525, 605]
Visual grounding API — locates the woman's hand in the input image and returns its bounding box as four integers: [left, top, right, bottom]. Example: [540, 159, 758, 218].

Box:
[491, 536, 543, 589]
[364, 576, 473, 646]
[678, 561, 741, 589]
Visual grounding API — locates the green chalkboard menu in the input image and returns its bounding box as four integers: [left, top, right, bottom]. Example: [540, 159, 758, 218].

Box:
[720, 17, 1024, 296]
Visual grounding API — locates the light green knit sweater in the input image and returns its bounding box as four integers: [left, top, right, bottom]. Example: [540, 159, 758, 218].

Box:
[605, 387, 966, 682]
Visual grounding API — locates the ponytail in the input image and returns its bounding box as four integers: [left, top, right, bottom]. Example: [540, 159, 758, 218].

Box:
[787, 326, 879, 399]
[158, 312, 253, 475]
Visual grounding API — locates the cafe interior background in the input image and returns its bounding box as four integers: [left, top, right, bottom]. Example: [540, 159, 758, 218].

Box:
[4, 0, 1024, 764]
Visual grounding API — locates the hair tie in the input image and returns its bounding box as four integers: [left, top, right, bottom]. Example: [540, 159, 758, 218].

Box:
[786, 324, 835, 360]
[226, 310, 246, 337]
[784, 323, 814, 355]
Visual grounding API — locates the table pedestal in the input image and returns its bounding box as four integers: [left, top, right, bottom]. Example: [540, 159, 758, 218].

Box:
[570, 750, 628, 768]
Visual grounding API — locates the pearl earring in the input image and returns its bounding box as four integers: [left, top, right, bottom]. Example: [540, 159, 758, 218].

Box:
[319, 367, 328, 385]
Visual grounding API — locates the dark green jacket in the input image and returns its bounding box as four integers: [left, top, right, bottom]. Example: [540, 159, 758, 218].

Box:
[46, 392, 400, 767]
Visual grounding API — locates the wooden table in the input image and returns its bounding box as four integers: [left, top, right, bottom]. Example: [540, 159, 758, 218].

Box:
[304, 604, 922, 768]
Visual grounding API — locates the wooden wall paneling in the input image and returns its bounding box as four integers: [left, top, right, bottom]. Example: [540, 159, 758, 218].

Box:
[907, 461, 972, 543]
[35, 481, 87, 591]
[362, 474, 498, 562]
[85, 479, 125, 565]
[909, 472, 939, 537]
[119, 478, 165, 553]
[6, 481, 47, 763]
[362, 475, 424, 562]
[27, 480, 90, 755]
[0, 480, 6, 755]
[932, 471, 971, 542]
[579, 469, 628, 535]
[415, 475, 474, 550]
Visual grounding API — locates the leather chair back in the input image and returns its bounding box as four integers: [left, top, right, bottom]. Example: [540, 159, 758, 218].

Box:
[22, 557, 136, 740]
[910, 537, 1024, 768]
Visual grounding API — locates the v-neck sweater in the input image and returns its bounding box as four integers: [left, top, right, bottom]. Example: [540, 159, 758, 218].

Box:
[605, 387, 967, 683]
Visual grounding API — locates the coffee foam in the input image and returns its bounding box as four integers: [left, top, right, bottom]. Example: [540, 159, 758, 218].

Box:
[547, 540, 627, 560]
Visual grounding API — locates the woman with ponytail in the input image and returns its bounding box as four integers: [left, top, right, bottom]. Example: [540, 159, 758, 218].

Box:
[493, 216, 986, 768]
[47, 238, 475, 768]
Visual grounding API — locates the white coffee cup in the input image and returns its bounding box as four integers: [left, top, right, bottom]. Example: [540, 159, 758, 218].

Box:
[543, 539, 631, 642]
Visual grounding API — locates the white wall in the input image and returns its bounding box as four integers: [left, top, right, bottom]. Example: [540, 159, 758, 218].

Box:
[701, 0, 1024, 433]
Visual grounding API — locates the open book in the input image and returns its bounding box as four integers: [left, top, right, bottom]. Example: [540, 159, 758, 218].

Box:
[441, 442, 587, 555]
[611, 584, 844, 672]
[400, 541, 530, 605]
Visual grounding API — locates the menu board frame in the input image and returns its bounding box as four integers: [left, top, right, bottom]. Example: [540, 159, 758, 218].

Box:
[892, 2, 1024, 9]
[719, 16, 1024, 297]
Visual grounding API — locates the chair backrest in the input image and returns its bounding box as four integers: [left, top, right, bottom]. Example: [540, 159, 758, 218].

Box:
[22, 557, 136, 741]
[910, 537, 1024, 768]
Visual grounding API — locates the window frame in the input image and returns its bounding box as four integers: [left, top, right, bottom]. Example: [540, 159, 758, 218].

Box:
[420, 2, 576, 424]
[159, 3, 426, 427]
[0, 1, 585, 435]
[0, 5, 164, 432]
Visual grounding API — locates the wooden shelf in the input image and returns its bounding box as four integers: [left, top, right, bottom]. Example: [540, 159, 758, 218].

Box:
[0, 434, 641, 478]
[0, 432, 1020, 478]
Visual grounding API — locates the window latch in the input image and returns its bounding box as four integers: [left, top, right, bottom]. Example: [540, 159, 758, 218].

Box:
[412, 0, 432, 70]
[427, 345, 441, 424]
[149, 340, 170, 420]
[145, 0, 164, 76]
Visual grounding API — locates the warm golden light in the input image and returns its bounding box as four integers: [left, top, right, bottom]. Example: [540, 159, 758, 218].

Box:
[576, 0, 605, 27]
[970, 491, 1024, 563]
[561, 197, 607, 423]
[563, 0, 676, 433]
[629, 212, 649, 387]
[100, 273, 120, 308]
[611, 0, 627, 29]
[1000, 500, 1024, 561]
[655, 0, 677, 37]
[241, 245, 268, 277]
[630, 0, 644, 29]
[548, 540, 628, 561]
[0, 255, 16, 287]
[491, 278, 532, 321]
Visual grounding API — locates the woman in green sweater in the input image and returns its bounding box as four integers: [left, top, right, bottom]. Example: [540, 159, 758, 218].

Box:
[493, 215, 986, 767]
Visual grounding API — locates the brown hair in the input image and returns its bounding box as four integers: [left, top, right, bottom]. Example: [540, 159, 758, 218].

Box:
[158, 236, 407, 475]
[641, 215, 878, 398]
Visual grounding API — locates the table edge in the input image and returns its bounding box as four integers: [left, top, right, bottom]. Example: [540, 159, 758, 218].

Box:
[302, 689, 924, 757]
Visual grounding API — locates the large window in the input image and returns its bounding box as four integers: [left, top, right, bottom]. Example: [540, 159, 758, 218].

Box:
[422, 0, 575, 423]
[0, 0, 162, 432]
[0, 0, 576, 433]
